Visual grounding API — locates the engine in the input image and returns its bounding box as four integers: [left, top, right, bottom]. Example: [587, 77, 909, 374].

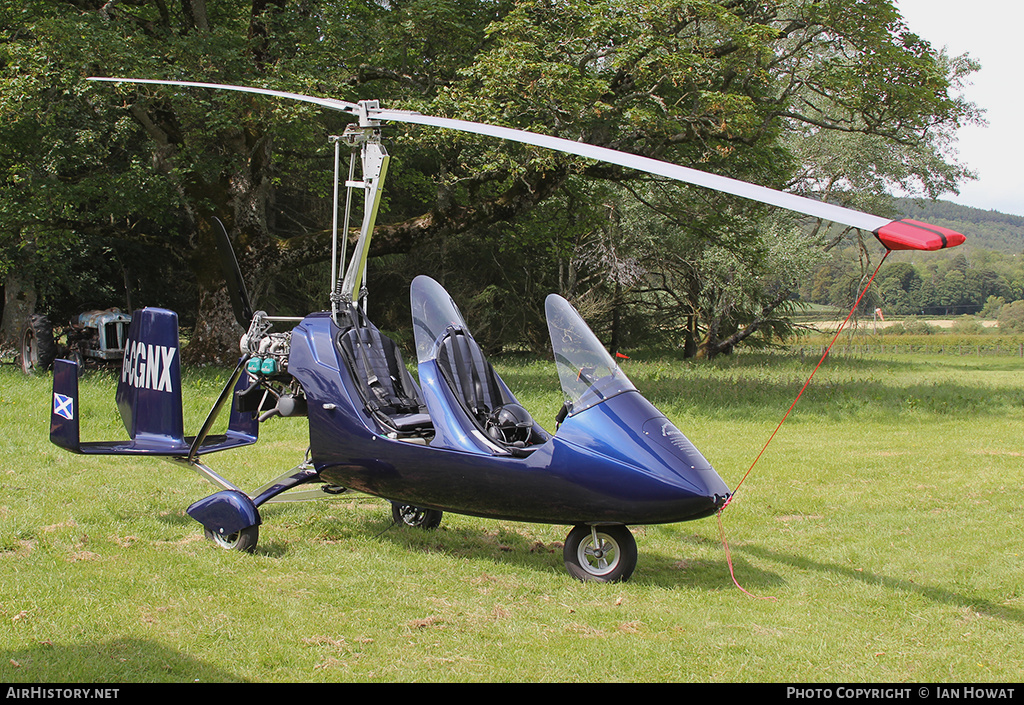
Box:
[237, 311, 306, 420]
[240, 311, 292, 376]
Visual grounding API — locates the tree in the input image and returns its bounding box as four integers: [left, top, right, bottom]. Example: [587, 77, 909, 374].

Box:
[412, 0, 978, 357]
[2, 1, 350, 358]
[874, 261, 922, 315]
[1, 0, 979, 361]
[0, 1, 184, 342]
[2, 0, 529, 360]
[997, 300, 1024, 333]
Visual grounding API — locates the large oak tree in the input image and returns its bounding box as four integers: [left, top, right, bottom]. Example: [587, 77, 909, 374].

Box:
[0, 0, 978, 361]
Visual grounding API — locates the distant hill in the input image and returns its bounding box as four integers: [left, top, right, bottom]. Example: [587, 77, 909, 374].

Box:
[896, 198, 1024, 254]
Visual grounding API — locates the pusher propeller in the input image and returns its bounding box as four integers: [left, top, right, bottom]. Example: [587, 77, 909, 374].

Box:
[212, 217, 255, 330]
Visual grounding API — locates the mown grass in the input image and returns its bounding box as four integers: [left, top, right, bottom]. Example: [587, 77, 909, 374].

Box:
[1, 344, 1022, 682]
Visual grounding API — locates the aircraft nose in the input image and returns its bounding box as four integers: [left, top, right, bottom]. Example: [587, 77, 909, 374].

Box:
[640, 416, 731, 498]
[553, 390, 731, 523]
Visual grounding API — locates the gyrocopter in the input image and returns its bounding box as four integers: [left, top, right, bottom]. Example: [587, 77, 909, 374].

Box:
[48, 78, 967, 582]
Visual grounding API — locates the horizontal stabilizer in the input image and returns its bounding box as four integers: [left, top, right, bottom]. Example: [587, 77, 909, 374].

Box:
[50, 308, 257, 457]
[51, 357, 189, 455]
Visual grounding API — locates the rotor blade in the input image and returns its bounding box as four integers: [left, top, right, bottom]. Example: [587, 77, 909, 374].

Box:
[88, 77, 966, 250]
[212, 218, 255, 329]
[87, 77, 361, 116]
[371, 109, 965, 250]
[372, 109, 893, 231]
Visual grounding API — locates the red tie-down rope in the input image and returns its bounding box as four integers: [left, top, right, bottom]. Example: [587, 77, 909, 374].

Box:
[717, 249, 892, 598]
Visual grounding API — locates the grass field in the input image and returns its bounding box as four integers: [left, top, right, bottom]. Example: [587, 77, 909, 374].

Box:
[1, 343, 1022, 683]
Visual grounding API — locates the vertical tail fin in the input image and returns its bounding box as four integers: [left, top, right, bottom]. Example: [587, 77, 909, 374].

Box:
[50, 359, 83, 452]
[115, 308, 189, 452]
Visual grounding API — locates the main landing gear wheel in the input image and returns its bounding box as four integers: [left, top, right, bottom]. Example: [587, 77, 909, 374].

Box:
[391, 502, 443, 529]
[563, 524, 638, 583]
[204, 525, 259, 553]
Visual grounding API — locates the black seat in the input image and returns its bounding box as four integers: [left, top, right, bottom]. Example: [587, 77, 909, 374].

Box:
[434, 327, 549, 452]
[337, 316, 432, 434]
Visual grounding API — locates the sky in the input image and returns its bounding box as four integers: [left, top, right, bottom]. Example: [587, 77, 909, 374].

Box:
[895, 0, 1024, 217]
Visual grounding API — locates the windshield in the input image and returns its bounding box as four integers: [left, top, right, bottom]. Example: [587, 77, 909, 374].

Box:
[411, 275, 469, 364]
[545, 294, 636, 415]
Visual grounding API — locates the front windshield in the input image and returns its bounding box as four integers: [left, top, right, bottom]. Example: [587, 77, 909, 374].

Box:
[410, 275, 469, 364]
[545, 294, 636, 415]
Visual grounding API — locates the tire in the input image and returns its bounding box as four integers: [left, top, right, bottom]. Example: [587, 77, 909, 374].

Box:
[204, 525, 259, 553]
[391, 502, 443, 529]
[20, 315, 57, 375]
[563, 524, 638, 583]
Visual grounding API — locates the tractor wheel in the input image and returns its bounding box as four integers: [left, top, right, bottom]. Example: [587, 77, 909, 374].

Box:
[20, 315, 57, 374]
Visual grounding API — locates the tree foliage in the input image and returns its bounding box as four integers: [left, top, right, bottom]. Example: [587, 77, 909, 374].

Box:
[804, 199, 1024, 318]
[0, 0, 980, 361]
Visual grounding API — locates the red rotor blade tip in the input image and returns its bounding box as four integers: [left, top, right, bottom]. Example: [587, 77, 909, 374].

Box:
[874, 219, 966, 251]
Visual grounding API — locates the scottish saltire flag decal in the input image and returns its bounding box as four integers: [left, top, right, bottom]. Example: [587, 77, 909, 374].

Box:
[53, 393, 74, 420]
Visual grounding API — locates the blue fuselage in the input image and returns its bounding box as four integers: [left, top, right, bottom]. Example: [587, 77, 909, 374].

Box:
[289, 313, 731, 526]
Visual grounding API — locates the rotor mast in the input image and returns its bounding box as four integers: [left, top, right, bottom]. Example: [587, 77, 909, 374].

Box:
[330, 101, 390, 322]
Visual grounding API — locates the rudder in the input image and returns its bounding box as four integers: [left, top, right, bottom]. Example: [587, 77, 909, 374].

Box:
[115, 308, 188, 452]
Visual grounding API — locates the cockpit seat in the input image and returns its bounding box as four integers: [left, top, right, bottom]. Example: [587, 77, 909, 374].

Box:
[337, 320, 432, 434]
[434, 327, 549, 450]
[435, 328, 507, 424]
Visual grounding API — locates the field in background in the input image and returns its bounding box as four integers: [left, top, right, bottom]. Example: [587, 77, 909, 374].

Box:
[1, 339, 1022, 682]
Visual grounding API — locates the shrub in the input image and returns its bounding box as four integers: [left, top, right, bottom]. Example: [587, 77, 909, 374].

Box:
[981, 295, 1005, 319]
[997, 300, 1024, 332]
[952, 315, 987, 335]
[898, 316, 938, 335]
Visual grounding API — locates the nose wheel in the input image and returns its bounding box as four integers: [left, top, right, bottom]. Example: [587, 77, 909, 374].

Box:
[563, 524, 637, 582]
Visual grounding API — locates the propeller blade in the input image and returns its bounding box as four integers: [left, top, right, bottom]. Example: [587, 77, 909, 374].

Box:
[88, 77, 966, 250]
[212, 217, 255, 329]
